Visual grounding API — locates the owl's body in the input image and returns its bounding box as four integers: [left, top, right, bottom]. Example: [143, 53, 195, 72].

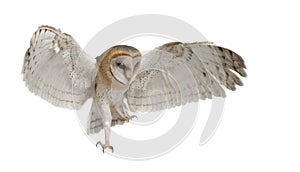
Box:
[22, 26, 247, 152]
[87, 46, 141, 136]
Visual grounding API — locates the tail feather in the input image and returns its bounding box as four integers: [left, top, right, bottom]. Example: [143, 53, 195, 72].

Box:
[86, 101, 103, 135]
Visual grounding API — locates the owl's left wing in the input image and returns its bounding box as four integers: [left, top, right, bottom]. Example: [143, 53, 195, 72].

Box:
[125, 42, 246, 112]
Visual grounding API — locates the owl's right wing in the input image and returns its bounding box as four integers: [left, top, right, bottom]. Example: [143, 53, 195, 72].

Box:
[22, 26, 98, 109]
[125, 42, 246, 112]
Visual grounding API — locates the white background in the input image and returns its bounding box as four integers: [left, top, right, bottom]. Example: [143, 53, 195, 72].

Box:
[1, 0, 299, 171]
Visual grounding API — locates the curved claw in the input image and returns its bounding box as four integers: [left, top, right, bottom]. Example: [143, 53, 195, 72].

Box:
[119, 115, 138, 122]
[125, 115, 138, 122]
[96, 141, 101, 148]
[96, 141, 114, 153]
[130, 115, 138, 120]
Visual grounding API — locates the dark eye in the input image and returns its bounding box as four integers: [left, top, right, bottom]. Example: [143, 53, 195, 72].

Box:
[117, 62, 127, 70]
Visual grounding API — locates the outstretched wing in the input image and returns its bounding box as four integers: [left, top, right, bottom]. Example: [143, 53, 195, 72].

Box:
[22, 26, 98, 109]
[125, 42, 246, 112]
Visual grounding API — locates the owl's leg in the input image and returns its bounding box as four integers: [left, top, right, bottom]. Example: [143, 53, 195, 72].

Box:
[96, 127, 113, 153]
[92, 102, 113, 153]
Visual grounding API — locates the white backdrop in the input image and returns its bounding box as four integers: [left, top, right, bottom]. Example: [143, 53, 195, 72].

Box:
[1, 0, 299, 171]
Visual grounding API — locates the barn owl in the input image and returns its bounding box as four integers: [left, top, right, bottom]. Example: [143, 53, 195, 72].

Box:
[22, 26, 247, 153]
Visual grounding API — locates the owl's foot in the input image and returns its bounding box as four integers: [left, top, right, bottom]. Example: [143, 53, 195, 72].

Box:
[96, 127, 113, 153]
[121, 115, 138, 122]
[111, 115, 138, 126]
[96, 141, 114, 153]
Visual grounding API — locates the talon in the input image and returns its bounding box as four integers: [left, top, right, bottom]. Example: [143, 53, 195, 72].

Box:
[96, 141, 103, 148]
[119, 115, 137, 122]
[126, 115, 138, 121]
[109, 146, 114, 153]
[131, 115, 138, 120]
[96, 141, 114, 153]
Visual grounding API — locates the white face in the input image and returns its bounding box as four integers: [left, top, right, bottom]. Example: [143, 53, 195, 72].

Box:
[110, 55, 141, 85]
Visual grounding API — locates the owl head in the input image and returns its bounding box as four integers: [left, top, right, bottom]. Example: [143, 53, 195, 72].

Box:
[97, 45, 142, 85]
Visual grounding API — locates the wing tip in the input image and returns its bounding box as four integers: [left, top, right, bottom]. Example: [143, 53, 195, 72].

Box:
[38, 25, 62, 34]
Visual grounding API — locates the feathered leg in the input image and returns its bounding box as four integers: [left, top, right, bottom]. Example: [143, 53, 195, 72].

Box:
[95, 101, 113, 153]
[96, 127, 113, 153]
[87, 99, 114, 153]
